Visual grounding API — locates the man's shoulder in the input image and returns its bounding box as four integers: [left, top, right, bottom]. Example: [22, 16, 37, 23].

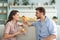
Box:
[46, 16, 53, 22]
[46, 16, 56, 24]
[47, 18, 56, 26]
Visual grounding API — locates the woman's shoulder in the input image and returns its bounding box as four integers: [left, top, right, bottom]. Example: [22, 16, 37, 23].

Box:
[5, 21, 12, 26]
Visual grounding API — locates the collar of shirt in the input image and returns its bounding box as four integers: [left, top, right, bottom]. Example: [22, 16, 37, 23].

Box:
[37, 16, 49, 23]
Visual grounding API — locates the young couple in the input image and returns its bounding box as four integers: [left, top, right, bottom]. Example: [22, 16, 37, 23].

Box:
[2, 7, 57, 40]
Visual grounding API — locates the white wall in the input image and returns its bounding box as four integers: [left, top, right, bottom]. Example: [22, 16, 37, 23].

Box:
[9, 5, 57, 19]
[55, 0, 60, 25]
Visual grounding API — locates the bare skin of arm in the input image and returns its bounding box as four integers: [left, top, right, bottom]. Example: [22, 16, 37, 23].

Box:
[42, 34, 56, 40]
[4, 31, 24, 39]
[23, 21, 32, 26]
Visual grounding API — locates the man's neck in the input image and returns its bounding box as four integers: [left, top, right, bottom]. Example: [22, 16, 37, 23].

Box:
[40, 16, 45, 22]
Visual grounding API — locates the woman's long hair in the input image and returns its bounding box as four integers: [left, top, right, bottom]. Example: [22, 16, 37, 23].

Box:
[6, 10, 19, 24]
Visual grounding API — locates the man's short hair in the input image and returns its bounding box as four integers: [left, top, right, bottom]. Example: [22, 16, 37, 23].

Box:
[35, 7, 45, 15]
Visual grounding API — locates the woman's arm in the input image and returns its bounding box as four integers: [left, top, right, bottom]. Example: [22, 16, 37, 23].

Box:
[4, 31, 24, 39]
[4, 22, 24, 39]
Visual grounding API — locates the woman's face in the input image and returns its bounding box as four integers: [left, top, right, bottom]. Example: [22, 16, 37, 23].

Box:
[13, 12, 20, 21]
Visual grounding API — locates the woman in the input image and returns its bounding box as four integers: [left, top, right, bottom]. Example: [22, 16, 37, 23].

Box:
[2, 10, 24, 40]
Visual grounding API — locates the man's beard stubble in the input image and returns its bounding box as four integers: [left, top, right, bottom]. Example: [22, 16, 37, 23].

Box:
[37, 17, 41, 19]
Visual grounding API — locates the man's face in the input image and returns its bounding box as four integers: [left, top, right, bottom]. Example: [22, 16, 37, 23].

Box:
[36, 10, 43, 19]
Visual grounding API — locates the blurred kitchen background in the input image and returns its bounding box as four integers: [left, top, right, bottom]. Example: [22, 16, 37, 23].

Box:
[0, 0, 60, 40]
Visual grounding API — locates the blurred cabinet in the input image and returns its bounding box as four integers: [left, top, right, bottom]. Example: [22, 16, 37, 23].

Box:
[0, 0, 8, 24]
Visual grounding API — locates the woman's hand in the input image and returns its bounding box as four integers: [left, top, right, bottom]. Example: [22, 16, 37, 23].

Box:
[18, 30, 24, 35]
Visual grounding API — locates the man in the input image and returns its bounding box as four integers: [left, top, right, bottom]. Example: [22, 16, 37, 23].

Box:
[24, 7, 57, 40]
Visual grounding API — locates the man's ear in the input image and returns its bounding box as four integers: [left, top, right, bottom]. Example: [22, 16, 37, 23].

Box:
[41, 12, 44, 15]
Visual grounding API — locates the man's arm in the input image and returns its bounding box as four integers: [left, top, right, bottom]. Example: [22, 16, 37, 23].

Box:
[43, 21, 57, 40]
[23, 21, 36, 26]
[43, 34, 56, 40]
[27, 23, 33, 26]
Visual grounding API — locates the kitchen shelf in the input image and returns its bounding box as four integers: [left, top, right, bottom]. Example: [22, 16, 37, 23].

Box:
[0, 0, 8, 24]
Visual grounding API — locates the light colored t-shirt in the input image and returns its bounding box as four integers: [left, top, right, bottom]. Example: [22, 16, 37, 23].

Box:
[2, 21, 21, 40]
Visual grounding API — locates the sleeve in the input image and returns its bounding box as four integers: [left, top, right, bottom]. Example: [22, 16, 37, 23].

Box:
[48, 21, 57, 36]
[17, 22, 22, 26]
[4, 22, 11, 34]
[32, 22, 36, 26]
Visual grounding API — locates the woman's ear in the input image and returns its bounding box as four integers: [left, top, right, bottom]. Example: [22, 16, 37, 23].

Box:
[12, 15, 15, 18]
